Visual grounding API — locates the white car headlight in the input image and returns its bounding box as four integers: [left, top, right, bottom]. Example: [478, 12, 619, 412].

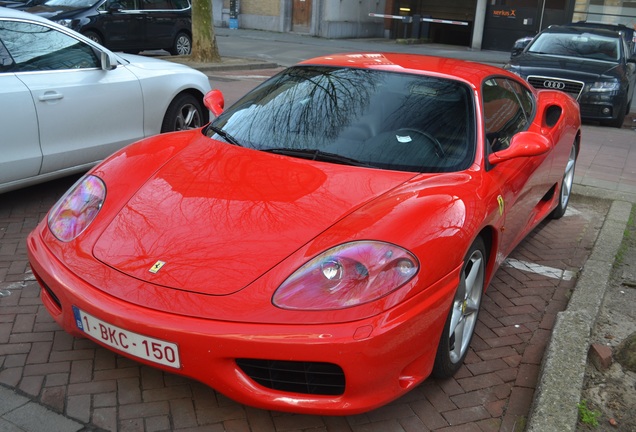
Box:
[48, 175, 106, 242]
[589, 80, 621, 92]
[55, 19, 73, 28]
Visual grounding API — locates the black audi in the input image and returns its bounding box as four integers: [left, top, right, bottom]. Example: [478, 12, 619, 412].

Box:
[505, 25, 636, 127]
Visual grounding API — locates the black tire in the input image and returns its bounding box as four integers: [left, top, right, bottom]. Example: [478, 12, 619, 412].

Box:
[432, 237, 486, 378]
[161, 93, 205, 133]
[549, 142, 578, 219]
[168, 32, 191, 56]
[83, 31, 102, 46]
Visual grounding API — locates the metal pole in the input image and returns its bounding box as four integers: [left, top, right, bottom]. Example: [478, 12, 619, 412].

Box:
[538, 0, 546, 31]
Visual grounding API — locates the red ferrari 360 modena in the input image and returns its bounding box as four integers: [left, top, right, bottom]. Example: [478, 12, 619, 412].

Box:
[27, 53, 580, 415]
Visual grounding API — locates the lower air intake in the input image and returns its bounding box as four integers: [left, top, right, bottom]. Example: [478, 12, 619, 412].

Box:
[236, 359, 345, 396]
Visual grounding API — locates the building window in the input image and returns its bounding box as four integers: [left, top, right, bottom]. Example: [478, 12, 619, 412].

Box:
[573, 0, 636, 29]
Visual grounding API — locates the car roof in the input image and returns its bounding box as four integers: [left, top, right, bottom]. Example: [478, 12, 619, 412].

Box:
[298, 52, 511, 87]
[0, 5, 49, 21]
[543, 24, 624, 39]
[567, 21, 634, 36]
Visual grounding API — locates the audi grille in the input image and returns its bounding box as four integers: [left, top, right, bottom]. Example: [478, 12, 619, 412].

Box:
[527, 75, 585, 100]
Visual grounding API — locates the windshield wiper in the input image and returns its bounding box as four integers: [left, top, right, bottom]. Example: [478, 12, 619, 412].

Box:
[264, 148, 372, 167]
[207, 125, 242, 146]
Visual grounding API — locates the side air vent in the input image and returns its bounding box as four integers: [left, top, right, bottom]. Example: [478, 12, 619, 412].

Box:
[545, 105, 562, 127]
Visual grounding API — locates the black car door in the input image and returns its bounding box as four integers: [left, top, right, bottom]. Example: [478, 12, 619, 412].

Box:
[142, 0, 181, 49]
[98, 0, 144, 51]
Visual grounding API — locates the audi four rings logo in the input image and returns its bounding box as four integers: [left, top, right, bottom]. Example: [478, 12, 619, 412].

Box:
[543, 80, 566, 90]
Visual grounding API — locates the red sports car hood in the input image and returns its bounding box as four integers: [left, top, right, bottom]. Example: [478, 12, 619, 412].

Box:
[93, 139, 416, 295]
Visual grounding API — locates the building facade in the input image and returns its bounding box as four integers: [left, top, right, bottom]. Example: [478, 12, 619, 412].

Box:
[213, 0, 636, 52]
[213, 0, 388, 37]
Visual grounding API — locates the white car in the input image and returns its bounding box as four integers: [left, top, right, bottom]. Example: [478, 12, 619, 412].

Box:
[0, 7, 211, 193]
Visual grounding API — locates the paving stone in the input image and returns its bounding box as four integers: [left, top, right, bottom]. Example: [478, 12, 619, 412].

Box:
[92, 407, 117, 431]
[442, 405, 490, 426]
[589, 343, 613, 370]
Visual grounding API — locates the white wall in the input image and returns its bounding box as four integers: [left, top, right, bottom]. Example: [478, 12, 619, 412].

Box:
[318, 0, 387, 38]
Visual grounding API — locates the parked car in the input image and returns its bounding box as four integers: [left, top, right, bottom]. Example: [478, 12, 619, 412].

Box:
[28, 52, 581, 414]
[26, 0, 192, 55]
[0, 7, 210, 194]
[505, 24, 636, 127]
[511, 21, 636, 58]
[0, 0, 45, 9]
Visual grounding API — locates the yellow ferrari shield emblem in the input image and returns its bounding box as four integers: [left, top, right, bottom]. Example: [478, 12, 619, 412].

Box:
[149, 260, 166, 274]
[497, 195, 505, 216]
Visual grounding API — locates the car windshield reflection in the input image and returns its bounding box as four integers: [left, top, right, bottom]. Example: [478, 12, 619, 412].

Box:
[528, 32, 621, 62]
[207, 66, 476, 174]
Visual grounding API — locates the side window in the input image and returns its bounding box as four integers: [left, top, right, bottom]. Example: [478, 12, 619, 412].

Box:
[119, 0, 139, 9]
[621, 38, 630, 61]
[482, 78, 529, 152]
[0, 38, 13, 72]
[172, 0, 189, 8]
[508, 79, 535, 121]
[0, 21, 98, 72]
[143, 0, 175, 9]
[102, 0, 138, 10]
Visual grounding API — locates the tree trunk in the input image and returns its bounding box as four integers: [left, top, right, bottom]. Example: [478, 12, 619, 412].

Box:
[191, 0, 221, 62]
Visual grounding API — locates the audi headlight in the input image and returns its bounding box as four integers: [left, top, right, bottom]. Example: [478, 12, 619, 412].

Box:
[48, 175, 106, 242]
[589, 80, 620, 92]
[55, 19, 73, 28]
[273, 241, 419, 310]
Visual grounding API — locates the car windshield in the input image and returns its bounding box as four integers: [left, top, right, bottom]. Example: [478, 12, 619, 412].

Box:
[44, 0, 99, 7]
[206, 66, 475, 173]
[528, 31, 621, 61]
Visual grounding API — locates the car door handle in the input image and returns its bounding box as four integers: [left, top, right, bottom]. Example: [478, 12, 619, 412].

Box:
[38, 91, 64, 101]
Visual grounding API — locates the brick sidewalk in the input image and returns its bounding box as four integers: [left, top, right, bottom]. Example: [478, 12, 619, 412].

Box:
[0, 172, 608, 431]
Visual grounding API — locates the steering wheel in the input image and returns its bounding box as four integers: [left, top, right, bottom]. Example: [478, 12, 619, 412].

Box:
[395, 128, 445, 158]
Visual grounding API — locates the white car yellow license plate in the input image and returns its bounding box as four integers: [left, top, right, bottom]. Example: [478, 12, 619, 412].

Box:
[72, 306, 180, 369]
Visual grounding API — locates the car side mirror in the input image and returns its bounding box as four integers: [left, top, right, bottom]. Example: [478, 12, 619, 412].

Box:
[99, 51, 117, 71]
[510, 36, 532, 58]
[204, 90, 225, 117]
[488, 131, 551, 165]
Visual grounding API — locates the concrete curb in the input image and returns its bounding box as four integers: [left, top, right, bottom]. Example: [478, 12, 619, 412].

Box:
[526, 199, 633, 431]
[161, 55, 279, 72]
[574, 184, 636, 205]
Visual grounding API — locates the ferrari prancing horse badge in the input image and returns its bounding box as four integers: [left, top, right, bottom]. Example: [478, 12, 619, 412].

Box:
[149, 260, 166, 274]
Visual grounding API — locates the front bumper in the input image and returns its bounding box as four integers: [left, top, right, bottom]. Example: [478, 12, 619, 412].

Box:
[578, 91, 626, 122]
[26, 228, 459, 415]
[523, 74, 626, 122]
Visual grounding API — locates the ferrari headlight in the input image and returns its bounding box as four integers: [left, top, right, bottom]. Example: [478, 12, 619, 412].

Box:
[48, 175, 106, 242]
[273, 241, 419, 310]
[589, 80, 620, 92]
